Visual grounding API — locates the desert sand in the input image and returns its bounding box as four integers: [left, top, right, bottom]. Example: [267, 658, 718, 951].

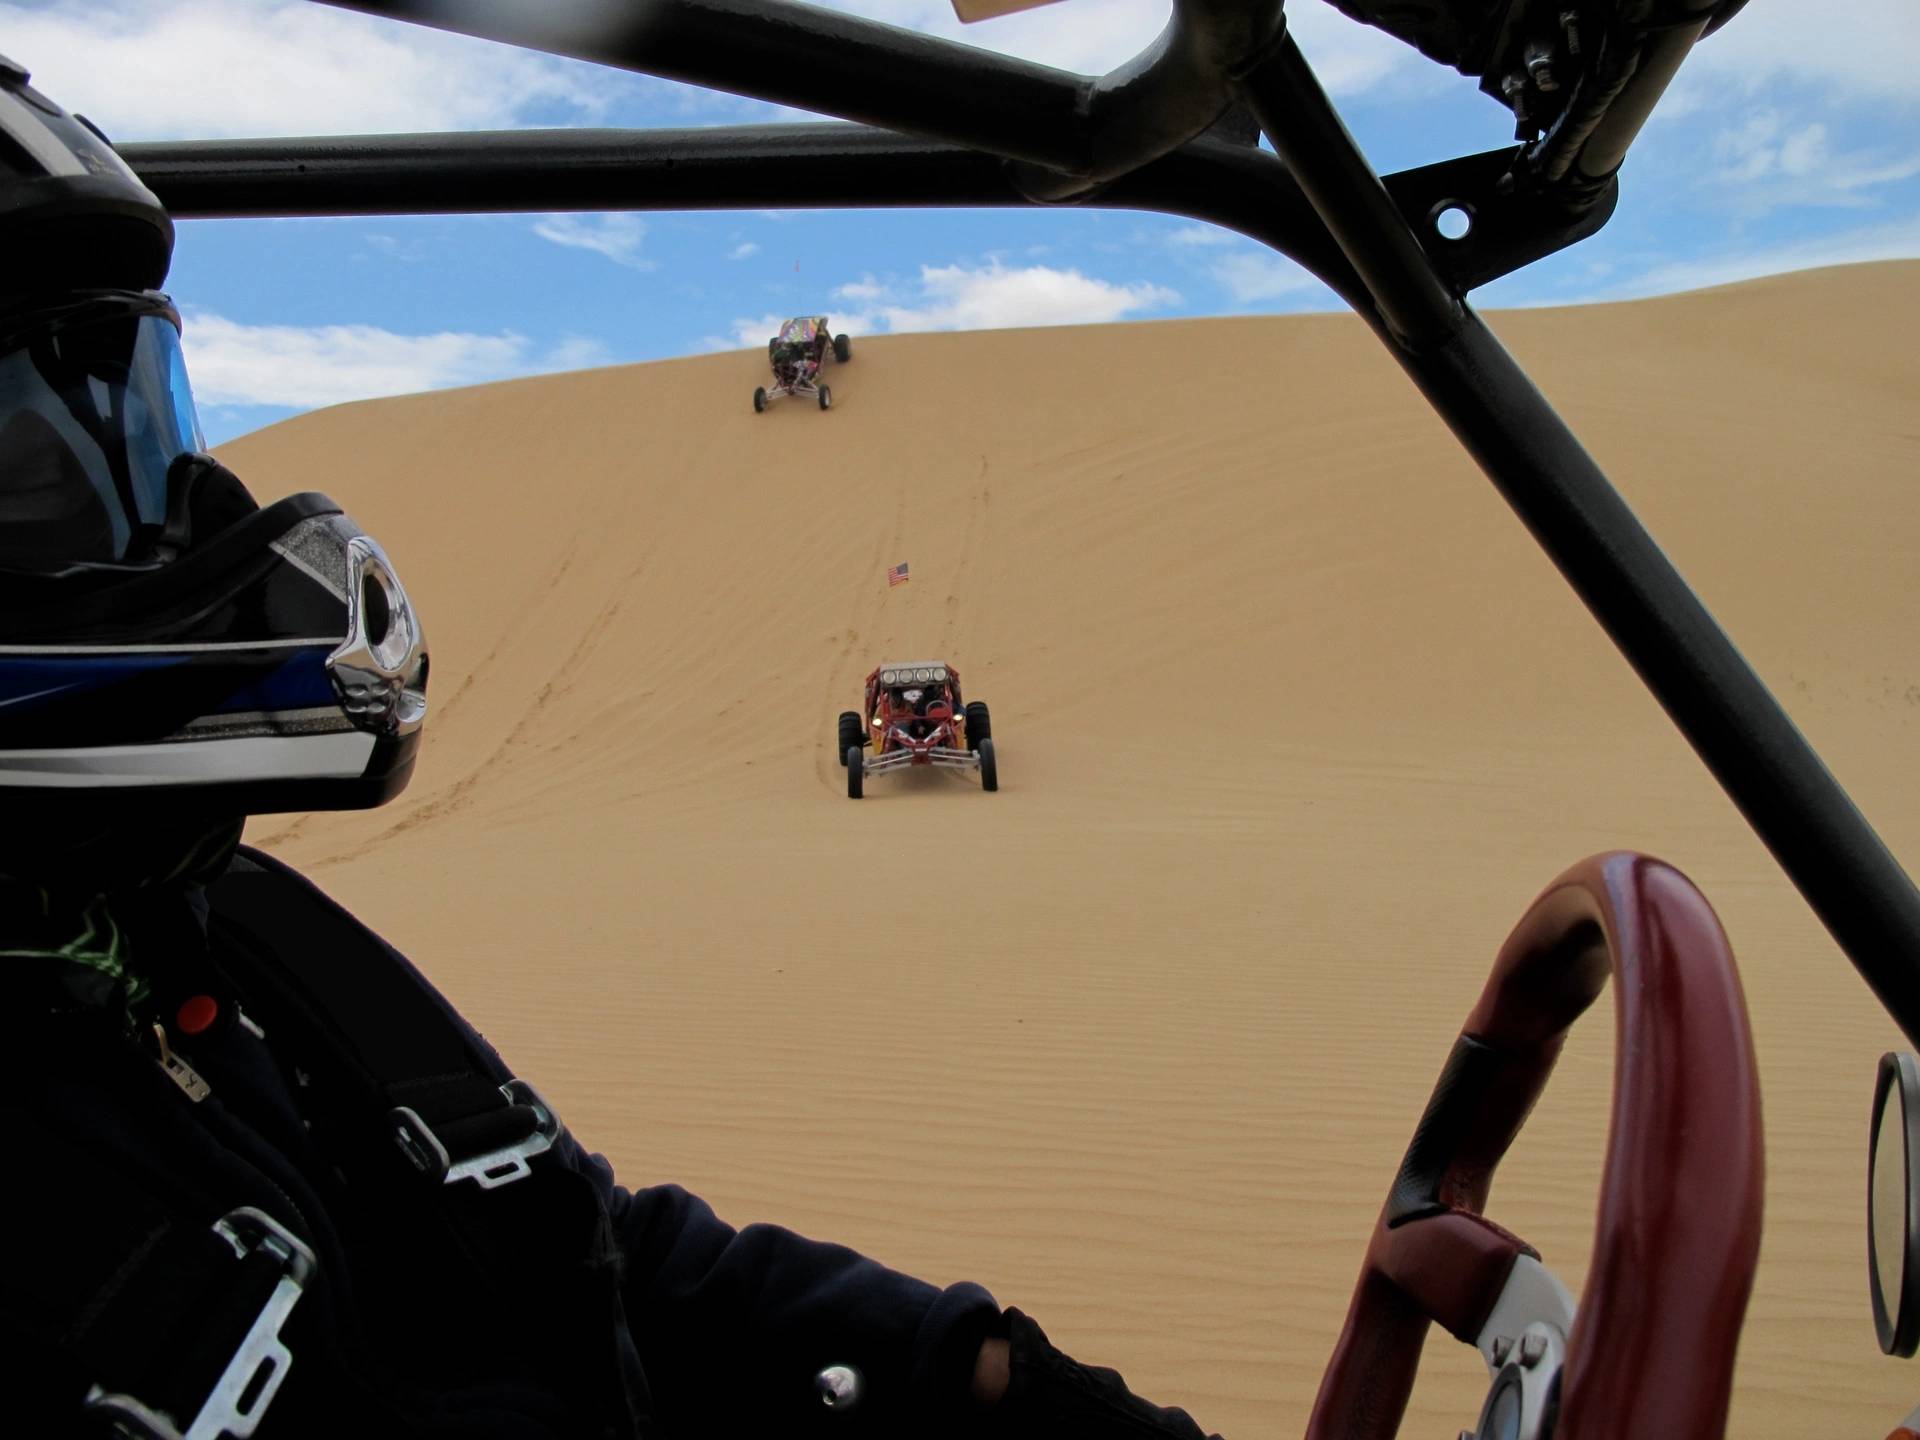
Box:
[220, 259, 1920, 1436]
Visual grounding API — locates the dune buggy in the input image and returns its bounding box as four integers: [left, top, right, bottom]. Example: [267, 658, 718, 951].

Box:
[838, 661, 995, 799]
[753, 314, 850, 413]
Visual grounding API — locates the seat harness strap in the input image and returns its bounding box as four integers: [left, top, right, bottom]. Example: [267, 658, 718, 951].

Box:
[6, 1014, 331, 1440]
[202, 846, 651, 1436]
[208, 850, 557, 1189]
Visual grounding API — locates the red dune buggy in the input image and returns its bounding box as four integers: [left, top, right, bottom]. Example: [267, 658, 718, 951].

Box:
[753, 315, 850, 413]
[837, 661, 995, 799]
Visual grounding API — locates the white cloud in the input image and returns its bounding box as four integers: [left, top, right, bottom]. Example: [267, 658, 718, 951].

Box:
[706, 313, 801, 351]
[1706, 110, 1920, 212]
[1603, 212, 1920, 300]
[531, 215, 656, 269]
[542, 335, 616, 371]
[179, 312, 603, 408]
[1283, 3, 1425, 98]
[361, 233, 431, 263]
[709, 260, 1175, 349]
[1676, 0, 1920, 110]
[729, 242, 761, 260]
[1209, 252, 1315, 303]
[878, 261, 1176, 330]
[7, 0, 629, 140]
[1168, 224, 1236, 248]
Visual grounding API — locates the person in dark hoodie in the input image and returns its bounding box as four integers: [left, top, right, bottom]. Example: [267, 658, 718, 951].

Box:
[0, 56, 1223, 1440]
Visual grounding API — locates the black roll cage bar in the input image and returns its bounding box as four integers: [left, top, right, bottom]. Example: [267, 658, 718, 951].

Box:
[116, 0, 1920, 1049]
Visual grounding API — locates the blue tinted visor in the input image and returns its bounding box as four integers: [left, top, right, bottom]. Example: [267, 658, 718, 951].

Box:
[0, 294, 205, 572]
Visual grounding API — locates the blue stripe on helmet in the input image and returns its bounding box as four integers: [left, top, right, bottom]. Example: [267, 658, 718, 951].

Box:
[0, 653, 190, 709]
[213, 647, 338, 714]
[0, 646, 338, 718]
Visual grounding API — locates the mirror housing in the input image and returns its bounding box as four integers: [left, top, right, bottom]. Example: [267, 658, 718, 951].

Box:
[1871, 1051, 1920, 1356]
[951, 0, 1065, 18]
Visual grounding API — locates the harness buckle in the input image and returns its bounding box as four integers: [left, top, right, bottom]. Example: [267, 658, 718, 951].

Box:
[84, 1207, 315, 1440]
[389, 1078, 561, 1190]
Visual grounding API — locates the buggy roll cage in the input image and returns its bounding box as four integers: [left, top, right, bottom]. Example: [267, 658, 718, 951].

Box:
[117, 0, 1920, 1052]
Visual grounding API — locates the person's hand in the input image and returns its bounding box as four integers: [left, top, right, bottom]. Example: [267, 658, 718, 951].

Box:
[983, 1308, 1223, 1438]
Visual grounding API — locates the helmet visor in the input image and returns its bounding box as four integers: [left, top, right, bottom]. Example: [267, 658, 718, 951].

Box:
[0, 296, 205, 574]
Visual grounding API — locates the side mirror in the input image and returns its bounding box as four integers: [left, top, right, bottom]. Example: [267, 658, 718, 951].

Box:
[1871, 1051, 1920, 1356]
[952, 0, 1064, 18]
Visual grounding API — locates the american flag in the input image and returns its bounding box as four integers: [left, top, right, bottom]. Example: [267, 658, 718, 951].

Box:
[887, 562, 910, 588]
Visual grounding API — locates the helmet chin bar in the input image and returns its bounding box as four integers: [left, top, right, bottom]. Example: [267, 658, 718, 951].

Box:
[0, 491, 427, 818]
[328, 535, 428, 737]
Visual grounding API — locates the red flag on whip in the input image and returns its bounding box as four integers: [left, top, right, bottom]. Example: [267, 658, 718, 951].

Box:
[887, 562, 910, 588]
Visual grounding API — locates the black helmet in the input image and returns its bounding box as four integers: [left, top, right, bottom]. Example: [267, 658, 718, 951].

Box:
[0, 60, 429, 823]
[0, 54, 170, 299]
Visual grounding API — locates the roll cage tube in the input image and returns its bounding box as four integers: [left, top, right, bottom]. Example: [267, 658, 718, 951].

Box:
[1308, 852, 1763, 1439]
[117, 0, 1920, 1049]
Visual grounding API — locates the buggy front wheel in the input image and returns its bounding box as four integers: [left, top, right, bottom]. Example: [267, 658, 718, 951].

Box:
[846, 744, 864, 798]
[753, 386, 767, 413]
[818, 385, 832, 411]
[963, 700, 991, 750]
[977, 737, 998, 792]
[837, 711, 863, 765]
[833, 333, 852, 364]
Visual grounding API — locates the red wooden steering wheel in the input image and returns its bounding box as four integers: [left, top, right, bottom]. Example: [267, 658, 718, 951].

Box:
[1307, 853, 1764, 1440]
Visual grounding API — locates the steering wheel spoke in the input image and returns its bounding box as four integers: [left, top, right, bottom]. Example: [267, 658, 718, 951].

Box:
[1474, 1252, 1574, 1368]
[1465, 1254, 1575, 1440]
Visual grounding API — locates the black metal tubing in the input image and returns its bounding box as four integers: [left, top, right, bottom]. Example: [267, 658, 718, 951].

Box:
[316, 0, 1288, 194]
[1236, 27, 1920, 1046]
[318, 0, 1086, 172]
[152, 0, 1920, 1046]
[1528, 5, 1715, 189]
[127, 126, 1021, 218]
[124, 126, 1612, 306]
[1237, 34, 1458, 343]
[1393, 312, 1920, 1049]
[1006, 0, 1286, 202]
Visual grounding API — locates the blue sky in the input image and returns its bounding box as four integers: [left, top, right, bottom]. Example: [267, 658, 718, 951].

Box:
[12, 0, 1919, 443]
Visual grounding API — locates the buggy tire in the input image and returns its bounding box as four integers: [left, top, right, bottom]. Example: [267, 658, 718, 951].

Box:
[846, 745, 864, 798]
[977, 737, 998, 793]
[964, 701, 991, 749]
[818, 385, 832, 411]
[834, 332, 852, 364]
[753, 386, 767, 413]
[837, 711, 863, 764]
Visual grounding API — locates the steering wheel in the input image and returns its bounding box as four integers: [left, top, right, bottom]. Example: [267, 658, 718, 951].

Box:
[1306, 853, 1764, 1440]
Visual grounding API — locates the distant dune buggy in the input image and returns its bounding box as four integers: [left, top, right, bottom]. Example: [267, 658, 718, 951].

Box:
[753, 315, 850, 413]
[838, 661, 996, 799]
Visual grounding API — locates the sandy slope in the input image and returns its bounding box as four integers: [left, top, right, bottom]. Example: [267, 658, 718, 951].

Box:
[221, 260, 1920, 1435]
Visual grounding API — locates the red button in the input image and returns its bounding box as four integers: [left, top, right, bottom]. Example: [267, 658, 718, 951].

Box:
[176, 994, 219, 1036]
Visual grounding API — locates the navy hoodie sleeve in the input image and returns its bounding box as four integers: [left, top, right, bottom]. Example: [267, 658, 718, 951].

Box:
[571, 1144, 1002, 1436]
[228, 852, 1002, 1434]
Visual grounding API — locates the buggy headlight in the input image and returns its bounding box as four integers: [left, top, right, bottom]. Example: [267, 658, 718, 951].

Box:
[914, 667, 931, 682]
[329, 535, 429, 737]
[881, 670, 898, 685]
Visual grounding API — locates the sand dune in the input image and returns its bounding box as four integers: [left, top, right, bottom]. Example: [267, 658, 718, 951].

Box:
[221, 260, 1920, 1436]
